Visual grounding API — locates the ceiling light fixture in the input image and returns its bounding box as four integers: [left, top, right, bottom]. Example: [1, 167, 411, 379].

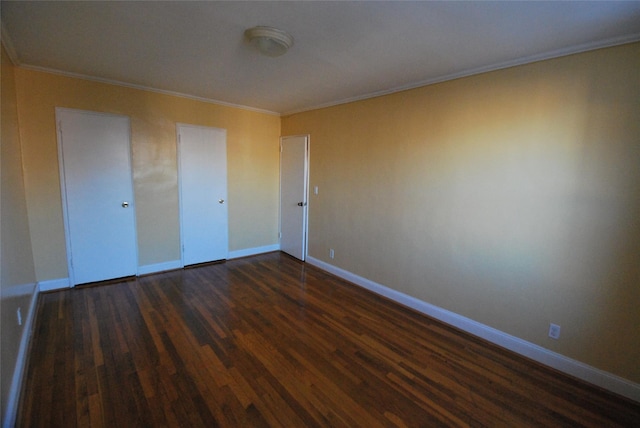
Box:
[244, 26, 294, 57]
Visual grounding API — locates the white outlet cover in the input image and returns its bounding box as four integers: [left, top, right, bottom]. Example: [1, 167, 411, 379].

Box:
[548, 323, 561, 339]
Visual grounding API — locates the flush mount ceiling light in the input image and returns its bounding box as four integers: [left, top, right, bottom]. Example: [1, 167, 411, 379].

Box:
[244, 26, 294, 57]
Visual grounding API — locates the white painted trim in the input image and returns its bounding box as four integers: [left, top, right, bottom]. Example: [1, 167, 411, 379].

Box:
[3, 283, 39, 428]
[38, 277, 70, 292]
[13, 36, 640, 118]
[305, 256, 640, 403]
[55, 108, 75, 286]
[1, 282, 37, 299]
[228, 244, 280, 260]
[282, 36, 640, 116]
[17, 64, 280, 116]
[137, 260, 182, 276]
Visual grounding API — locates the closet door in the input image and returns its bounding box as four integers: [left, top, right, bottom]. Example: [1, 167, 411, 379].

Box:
[57, 108, 138, 285]
[177, 124, 228, 266]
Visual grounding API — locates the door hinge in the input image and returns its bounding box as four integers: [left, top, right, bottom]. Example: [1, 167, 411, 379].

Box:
[278, 232, 282, 239]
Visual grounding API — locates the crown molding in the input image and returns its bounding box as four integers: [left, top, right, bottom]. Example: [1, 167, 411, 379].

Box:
[5, 31, 640, 117]
[282, 34, 640, 116]
[17, 64, 281, 116]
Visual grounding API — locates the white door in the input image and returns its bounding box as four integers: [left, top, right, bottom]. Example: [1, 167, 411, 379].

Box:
[57, 108, 138, 286]
[280, 135, 309, 260]
[177, 124, 228, 266]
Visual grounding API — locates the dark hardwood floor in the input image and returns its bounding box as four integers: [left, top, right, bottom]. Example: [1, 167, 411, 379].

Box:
[18, 252, 640, 427]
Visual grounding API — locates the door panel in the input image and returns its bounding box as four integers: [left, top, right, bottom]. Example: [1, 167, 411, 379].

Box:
[280, 135, 309, 260]
[178, 124, 228, 266]
[57, 109, 138, 285]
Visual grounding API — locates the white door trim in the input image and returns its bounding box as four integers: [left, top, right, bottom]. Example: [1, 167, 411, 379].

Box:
[56, 107, 139, 286]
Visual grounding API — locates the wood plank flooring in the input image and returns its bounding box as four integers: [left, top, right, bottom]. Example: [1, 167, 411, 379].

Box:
[18, 252, 640, 427]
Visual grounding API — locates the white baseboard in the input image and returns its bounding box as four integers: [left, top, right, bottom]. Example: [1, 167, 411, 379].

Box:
[305, 256, 640, 403]
[138, 246, 281, 273]
[38, 277, 69, 292]
[138, 260, 182, 276]
[1, 282, 37, 299]
[39, 249, 280, 287]
[39, 260, 185, 286]
[228, 244, 280, 260]
[3, 283, 39, 428]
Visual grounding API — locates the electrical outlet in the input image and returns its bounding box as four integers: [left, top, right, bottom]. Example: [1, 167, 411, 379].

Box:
[329, 248, 335, 259]
[548, 323, 561, 339]
[314, 186, 319, 195]
[17, 307, 22, 326]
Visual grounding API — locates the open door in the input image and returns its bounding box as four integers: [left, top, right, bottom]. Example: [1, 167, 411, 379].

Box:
[280, 135, 309, 260]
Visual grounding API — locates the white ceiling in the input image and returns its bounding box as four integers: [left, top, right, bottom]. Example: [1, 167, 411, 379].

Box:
[2, 1, 640, 115]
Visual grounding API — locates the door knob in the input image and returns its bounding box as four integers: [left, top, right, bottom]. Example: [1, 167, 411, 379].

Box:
[219, 199, 225, 204]
[122, 201, 129, 208]
[297, 202, 307, 206]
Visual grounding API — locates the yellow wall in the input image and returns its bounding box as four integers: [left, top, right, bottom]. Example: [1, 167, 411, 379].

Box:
[282, 43, 640, 383]
[8, 40, 640, 386]
[14, 69, 281, 280]
[1, 45, 37, 421]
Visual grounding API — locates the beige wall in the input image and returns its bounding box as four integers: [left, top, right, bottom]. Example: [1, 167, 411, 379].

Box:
[282, 43, 640, 383]
[14, 69, 281, 280]
[6, 39, 639, 390]
[1, 46, 37, 421]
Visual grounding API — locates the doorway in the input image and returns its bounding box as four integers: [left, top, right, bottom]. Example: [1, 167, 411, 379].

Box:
[280, 135, 309, 260]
